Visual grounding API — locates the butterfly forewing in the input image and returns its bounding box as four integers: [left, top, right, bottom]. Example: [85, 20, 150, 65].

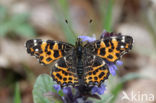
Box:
[85, 35, 133, 63]
[25, 39, 74, 65]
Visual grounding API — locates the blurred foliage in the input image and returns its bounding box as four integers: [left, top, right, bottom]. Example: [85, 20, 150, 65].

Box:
[50, 0, 76, 45]
[0, 5, 36, 37]
[14, 82, 21, 103]
[100, 0, 114, 32]
[33, 74, 64, 103]
[109, 73, 146, 103]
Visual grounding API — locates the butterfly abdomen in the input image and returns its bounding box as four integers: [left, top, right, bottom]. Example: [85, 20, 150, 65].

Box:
[75, 40, 85, 84]
[77, 60, 83, 79]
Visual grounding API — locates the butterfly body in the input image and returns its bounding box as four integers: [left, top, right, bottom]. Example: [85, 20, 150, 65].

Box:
[25, 33, 133, 87]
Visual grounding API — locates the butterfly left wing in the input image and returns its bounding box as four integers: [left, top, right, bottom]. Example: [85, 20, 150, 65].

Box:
[83, 53, 110, 86]
[85, 35, 133, 63]
[25, 39, 73, 65]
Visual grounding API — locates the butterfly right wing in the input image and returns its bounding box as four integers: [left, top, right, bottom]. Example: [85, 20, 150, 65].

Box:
[83, 53, 110, 86]
[85, 35, 133, 63]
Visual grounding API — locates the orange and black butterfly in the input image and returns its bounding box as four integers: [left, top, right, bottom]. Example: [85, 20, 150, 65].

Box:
[25, 33, 133, 87]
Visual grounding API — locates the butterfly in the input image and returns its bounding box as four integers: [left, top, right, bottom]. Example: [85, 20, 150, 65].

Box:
[25, 33, 133, 87]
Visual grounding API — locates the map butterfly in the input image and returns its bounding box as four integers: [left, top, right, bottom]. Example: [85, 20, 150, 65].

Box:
[25, 32, 133, 87]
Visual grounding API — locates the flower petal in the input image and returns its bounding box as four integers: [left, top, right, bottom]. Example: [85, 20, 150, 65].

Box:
[112, 64, 118, 70]
[53, 84, 61, 92]
[97, 84, 106, 95]
[91, 86, 98, 95]
[63, 87, 71, 94]
[108, 65, 116, 76]
[91, 84, 106, 95]
[116, 60, 123, 66]
[78, 35, 96, 42]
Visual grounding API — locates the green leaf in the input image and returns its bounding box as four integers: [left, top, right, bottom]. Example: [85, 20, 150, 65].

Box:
[14, 82, 21, 103]
[33, 74, 55, 103]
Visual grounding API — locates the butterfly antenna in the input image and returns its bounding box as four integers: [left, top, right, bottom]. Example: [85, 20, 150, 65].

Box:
[88, 19, 94, 36]
[89, 19, 93, 24]
[64, 19, 77, 39]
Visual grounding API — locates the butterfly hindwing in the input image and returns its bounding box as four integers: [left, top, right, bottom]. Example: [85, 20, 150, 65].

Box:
[85, 35, 133, 63]
[25, 39, 73, 65]
[84, 54, 110, 86]
[51, 54, 79, 87]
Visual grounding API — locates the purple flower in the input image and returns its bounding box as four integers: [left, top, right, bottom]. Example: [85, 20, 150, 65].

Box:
[116, 60, 123, 66]
[63, 87, 73, 96]
[91, 84, 106, 95]
[53, 84, 61, 92]
[106, 60, 123, 76]
[100, 30, 121, 38]
[78, 35, 96, 42]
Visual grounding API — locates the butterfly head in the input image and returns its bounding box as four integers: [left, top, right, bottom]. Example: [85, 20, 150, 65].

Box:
[76, 38, 83, 47]
[76, 38, 83, 56]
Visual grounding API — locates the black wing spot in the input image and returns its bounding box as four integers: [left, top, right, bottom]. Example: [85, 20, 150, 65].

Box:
[116, 47, 121, 51]
[95, 69, 99, 72]
[46, 57, 52, 62]
[107, 55, 113, 59]
[47, 51, 51, 55]
[69, 77, 72, 80]
[88, 72, 92, 75]
[110, 42, 114, 49]
[116, 53, 120, 57]
[99, 72, 104, 78]
[63, 78, 67, 81]
[93, 71, 96, 75]
[62, 70, 68, 76]
[54, 50, 59, 58]
[56, 73, 62, 80]
[96, 41, 101, 48]
[100, 48, 106, 56]
[89, 77, 92, 80]
[108, 49, 113, 52]
[47, 41, 55, 49]
[104, 40, 110, 47]
[58, 43, 62, 49]
[94, 77, 98, 80]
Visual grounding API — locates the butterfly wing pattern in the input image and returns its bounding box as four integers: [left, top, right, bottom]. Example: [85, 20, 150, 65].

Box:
[85, 35, 133, 63]
[26, 39, 73, 65]
[51, 53, 79, 87]
[26, 39, 79, 87]
[25, 34, 133, 87]
[83, 54, 110, 86]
